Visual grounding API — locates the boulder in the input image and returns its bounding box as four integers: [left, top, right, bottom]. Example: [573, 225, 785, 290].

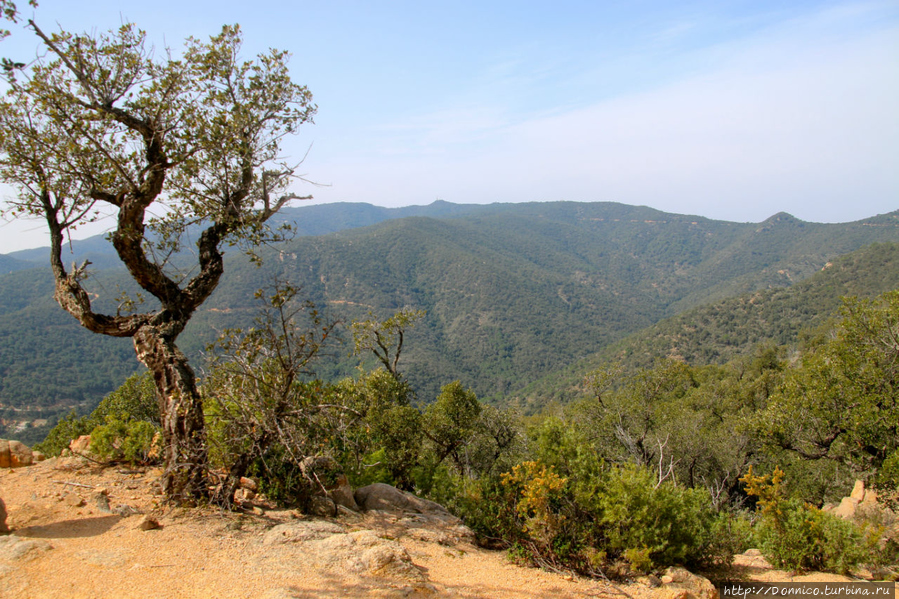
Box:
[659, 567, 719, 599]
[0, 439, 34, 468]
[0, 497, 9, 534]
[849, 480, 866, 502]
[300, 456, 359, 511]
[309, 496, 337, 518]
[311, 530, 425, 581]
[68, 435, 92, 454]
[262, 521, 346, 546]
[354, 483, 458, 523]
[833, 496, 860, 519]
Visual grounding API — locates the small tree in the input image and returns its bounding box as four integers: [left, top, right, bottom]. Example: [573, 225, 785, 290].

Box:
[0, 21, 315, 503]
[351, 307, 425, 380]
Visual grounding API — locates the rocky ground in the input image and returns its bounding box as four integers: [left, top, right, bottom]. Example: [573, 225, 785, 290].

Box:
[0, 456, 869, 599]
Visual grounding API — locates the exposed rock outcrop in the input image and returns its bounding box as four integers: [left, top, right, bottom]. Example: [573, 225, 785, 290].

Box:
[658, 566, 719, 599]
[0, 535, 52, 562]
[0, 440, 33, 468]
[354, 483, 456, 522]
[299, 456, 359, 512]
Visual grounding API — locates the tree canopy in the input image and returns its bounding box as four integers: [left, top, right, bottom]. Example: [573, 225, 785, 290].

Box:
[0, 20, 315, 502]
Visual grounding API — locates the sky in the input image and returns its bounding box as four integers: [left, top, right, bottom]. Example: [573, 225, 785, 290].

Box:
[0, 0, 896, 254]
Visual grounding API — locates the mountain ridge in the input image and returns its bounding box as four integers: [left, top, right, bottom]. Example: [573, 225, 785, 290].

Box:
[3, 201, 899, 443]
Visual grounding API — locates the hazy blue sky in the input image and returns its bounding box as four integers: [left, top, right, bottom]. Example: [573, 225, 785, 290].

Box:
[0, 0, 897, 253]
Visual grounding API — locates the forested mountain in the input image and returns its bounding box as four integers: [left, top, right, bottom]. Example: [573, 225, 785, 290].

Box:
[2, 201, 898, 443]
[515, 241, 899, 410]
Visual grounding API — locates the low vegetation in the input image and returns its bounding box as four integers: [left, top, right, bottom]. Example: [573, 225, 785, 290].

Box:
[36, 285, 899, 579]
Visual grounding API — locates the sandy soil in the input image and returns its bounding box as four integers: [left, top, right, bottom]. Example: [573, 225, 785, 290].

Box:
[0, 458, 653, 598]
[1, 457, 883, 599]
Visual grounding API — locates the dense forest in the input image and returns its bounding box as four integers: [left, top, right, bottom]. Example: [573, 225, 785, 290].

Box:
[2, 201, 899, 444]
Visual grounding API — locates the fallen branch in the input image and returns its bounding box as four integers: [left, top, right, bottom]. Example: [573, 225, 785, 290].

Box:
[53, 480, 96, 489]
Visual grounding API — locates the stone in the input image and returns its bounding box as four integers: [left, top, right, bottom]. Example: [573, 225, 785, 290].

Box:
[850, 480, 866, 502]
[833, 496, 860, 520]
[262, 520, 346, 546]
[312, 530, 425, 581]
[93, 492, 111, 513]
[234, 487, 256, 503]
[0, 439, 34, 468]
[239, 476, 258, 492]
[114, 504, 140, 517]
[660, 567, 719, 599]
[69, 435, 92, 454]
[65, 494, 85, 508]
[137, 516, 160, 530]
[300, 456, 359, 512]
[0, 535, 52, 561]
[0, 497, 9, 534]
[31, 451, 45, 462]
[309, 496, 337, 518]
[354, 483, 458, 523]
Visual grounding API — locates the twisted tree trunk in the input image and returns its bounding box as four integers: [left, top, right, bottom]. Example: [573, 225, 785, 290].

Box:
[134, 325, 208, 504]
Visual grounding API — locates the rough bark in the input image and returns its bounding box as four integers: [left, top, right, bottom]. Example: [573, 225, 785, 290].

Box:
[134, 324, 208, 504]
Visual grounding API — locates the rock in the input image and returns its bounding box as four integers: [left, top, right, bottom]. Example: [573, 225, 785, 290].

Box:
[137, 516, 160, 530]
[354, 483, 458, 523]
[300, 456, 359, 512]
[234, 487, 256, 503]
[65, 494, 86, 508]
[312, 530, 425, 582]
[659, 567, 719, 599]
[833, 495, 860, 519]
[0, 439, 34, 468]
[850, 480, 866, 502]
[0, 535, 52, 561]
[31, 451, 45, 462]
[239, 477, 258, 492]
[69, 435, 92, 454]
[262, 521, 346, 546]
[0, 497, 8, 534]
[114, 504, 140, 517]
[93, 492, 112, 513]
[309, 496, 337, 518]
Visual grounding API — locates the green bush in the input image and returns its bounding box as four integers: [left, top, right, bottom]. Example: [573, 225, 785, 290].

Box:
[35, 371, 159, 457]
[743, 467, 877, 574]
[445, 459, 723, 576]
[754, 498, 873, 573]
[90, 418, 161, 464]
[595, 464, 718, 570]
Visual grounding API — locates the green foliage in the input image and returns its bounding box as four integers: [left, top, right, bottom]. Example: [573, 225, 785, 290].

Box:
[757, 289, 899, 476]
[742, 467, 877, 574]
[34, 371, 158, 457]
[352, 307, 425, 373]
[90, 418, 160, 464]
[332, 367, 423, 490]
[33, 410, 95, 457]
[594, 464, 717, 570]
[423, 381, 482, 472]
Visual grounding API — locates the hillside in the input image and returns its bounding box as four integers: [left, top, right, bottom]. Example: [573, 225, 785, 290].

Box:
[515, 242, 899, 410]
[2, 201, 899, 443]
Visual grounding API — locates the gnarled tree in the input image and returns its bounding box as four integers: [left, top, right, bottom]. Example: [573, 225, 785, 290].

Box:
[0, 21, 315, 503]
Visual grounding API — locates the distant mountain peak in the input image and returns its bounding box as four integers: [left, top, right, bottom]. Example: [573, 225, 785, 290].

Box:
[763, 212, 803, 225]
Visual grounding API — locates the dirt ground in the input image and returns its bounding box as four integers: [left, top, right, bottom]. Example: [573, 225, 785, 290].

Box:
[0, 457, 870, 599]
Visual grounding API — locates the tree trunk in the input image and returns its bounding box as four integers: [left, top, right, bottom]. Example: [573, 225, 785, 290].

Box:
[134, 325, 208, 505]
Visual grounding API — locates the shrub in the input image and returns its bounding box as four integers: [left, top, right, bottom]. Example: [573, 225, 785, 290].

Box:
[742, 466, 877, 574]
[595, 464, 717, 570]
[35, 371, 159, 457]
[90, 418, 161, 464]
